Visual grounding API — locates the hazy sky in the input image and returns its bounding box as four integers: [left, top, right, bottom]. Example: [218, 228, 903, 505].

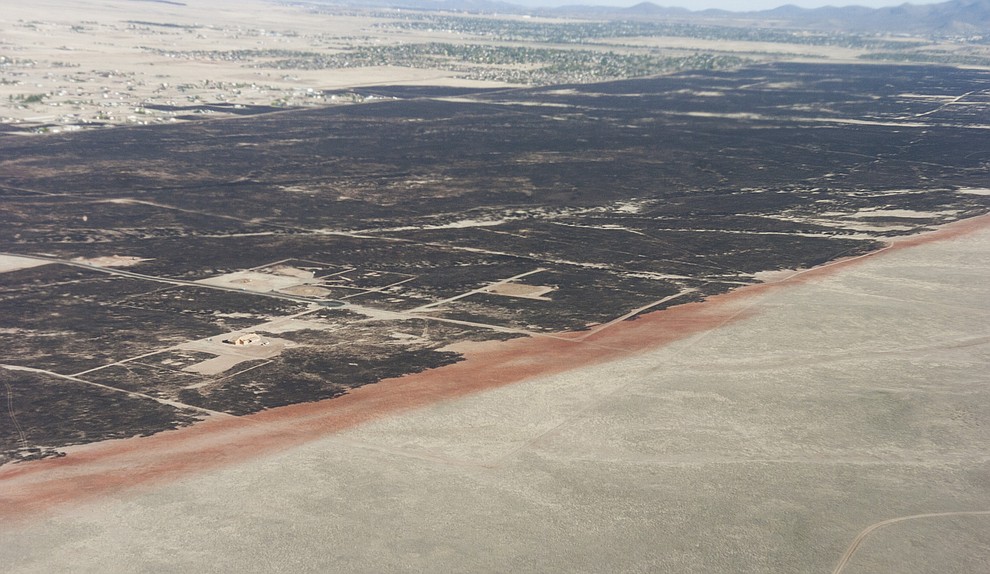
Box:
[515, 0, 946, 9]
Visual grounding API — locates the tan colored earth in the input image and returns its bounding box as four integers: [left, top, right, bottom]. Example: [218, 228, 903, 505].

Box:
[2, 217, 989, 573]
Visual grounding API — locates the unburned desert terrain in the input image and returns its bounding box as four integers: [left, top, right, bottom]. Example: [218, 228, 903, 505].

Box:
[2, 210, 988, 574]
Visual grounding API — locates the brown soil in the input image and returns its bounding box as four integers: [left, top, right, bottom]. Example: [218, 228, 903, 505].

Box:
[484, 283, 556, 299]
[2, 213, 989, 522]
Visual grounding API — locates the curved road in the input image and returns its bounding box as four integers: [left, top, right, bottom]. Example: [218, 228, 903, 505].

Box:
[832, 510, 990, 574]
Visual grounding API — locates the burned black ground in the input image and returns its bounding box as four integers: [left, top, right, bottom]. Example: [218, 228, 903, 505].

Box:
[2, 62, 989, 463]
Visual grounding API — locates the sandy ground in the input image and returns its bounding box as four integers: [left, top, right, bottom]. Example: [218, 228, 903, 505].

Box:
[484, 282, 556, 299]
[179, 334, 289, 376]
[7, 0, 967, 134]
[0, 255, 48, 273]
[196, 270, 315, 294]
[0, 0, 505, 132]
[2, 218, 989, 571]
[70, 255, 149, 268]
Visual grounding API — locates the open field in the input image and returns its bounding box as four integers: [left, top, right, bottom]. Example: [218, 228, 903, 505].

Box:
[2, 194, 988, 574]
[2, 60, 990, 462]
[2, 2, 990, 567]
[4, 0, 989, 133]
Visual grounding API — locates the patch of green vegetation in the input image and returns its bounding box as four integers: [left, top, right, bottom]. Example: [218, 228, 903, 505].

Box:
[261, 43, 747, 85]
[126, 20, 203, 30]
[860, 51, 990, 67]
[377, 15, 929, 50]
[139, 47, 321, 62]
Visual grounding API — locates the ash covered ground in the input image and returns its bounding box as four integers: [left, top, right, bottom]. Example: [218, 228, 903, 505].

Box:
[2, 62, 989, 463]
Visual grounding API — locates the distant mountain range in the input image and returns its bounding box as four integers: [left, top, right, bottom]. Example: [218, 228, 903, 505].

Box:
[580, 0, 990, 35]
[314, 0, 990, 35]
